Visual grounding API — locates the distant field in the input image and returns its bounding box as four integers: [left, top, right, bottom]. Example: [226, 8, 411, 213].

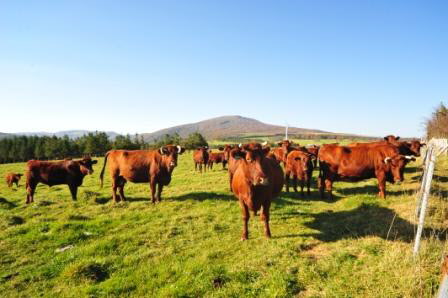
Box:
[0, 153, 447, 297]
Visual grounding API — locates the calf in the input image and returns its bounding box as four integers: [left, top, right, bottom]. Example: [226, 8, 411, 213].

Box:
[193, 147, 209, 173]
[25, 157, 97, 204]
[5, 173, 23, 188]
[285, 150, 314, 195]
[231, 143, 283, 240]
[272, 140, 295, 166]
[100, 145, 185, 203]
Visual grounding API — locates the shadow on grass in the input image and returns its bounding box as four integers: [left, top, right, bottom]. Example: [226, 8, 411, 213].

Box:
[338, 184, 414, 197]
[303, 203, 447, 243]
[0, 197, 17, 209]
[171, 192, 236, 202]
[278, 191, 343, 204]
[434, 175, 448, 183]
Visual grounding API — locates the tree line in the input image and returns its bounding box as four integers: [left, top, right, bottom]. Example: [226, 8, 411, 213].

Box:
[0, 132, 208, 164]
[426, 102, 448, 139]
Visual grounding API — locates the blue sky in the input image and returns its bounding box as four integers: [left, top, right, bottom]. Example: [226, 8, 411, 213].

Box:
[0, 0, 446, 137]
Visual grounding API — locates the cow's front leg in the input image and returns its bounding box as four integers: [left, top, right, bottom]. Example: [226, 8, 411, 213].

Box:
[156, 183, 164, 202]
[68, 184, 78, 201]
[150, 178, 157, 204]
[240, 200, 250, 240]
[376, 171, 386, 198]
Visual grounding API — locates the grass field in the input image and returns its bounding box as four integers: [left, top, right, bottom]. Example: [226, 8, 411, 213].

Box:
[1, 152, 447, 297]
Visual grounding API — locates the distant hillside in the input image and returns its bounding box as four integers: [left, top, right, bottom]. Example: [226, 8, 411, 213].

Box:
[141, 115, 360, 142]
[1, 130, 120, 140]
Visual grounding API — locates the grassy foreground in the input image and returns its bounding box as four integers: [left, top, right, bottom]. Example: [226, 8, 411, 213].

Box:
[0, 153, 447, 297]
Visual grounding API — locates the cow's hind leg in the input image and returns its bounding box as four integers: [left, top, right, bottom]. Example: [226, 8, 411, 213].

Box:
[261, 201, 272, 239]
[325, 179, 333, 200]
[117, 176, 127, 201]
[150, 178, 157, 203]
[293, 175, 298, 193]
[26, 182, 36, 204]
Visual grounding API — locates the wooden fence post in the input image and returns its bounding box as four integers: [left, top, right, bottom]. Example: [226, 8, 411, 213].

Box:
[413, 146, 436, 257]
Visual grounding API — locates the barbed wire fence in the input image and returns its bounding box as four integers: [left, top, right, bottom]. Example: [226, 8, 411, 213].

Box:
[410, 139, 448, 297]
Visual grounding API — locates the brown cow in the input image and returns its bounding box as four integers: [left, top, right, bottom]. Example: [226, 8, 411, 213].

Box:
[25, 157, 97, 204]
[193, 146, 209, 173]
[349, 135, 425, 157]
[318, 143, 415, 199]
[285, 150, 314, 195]
[100, 145, 185, 203]
[231, 143, 283, 240]
[272, 140, 294, 165]
[5, 173, 23, 188]
[207, 151, 225, 170]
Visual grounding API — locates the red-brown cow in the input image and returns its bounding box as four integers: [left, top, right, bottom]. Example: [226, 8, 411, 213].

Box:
[5, 173, 23, 188]
[100, 145, 185, 203]
[193, 146, 209, 173]
[285, 150, 314, 195]
[349, 135, 425, 157]
[231, 143, 283, 240]
[318, 143, 415, 199]
[207, 151, 225, 170]
[272, 140, 294, 165]
[25, 157, 97, 204]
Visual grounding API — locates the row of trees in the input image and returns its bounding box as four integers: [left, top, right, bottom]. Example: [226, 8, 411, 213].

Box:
[0, 132, 208, 164]
[426, 102, 448, 139]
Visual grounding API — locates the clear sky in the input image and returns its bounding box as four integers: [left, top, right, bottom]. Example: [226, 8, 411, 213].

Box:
[0, 0, 446, 137]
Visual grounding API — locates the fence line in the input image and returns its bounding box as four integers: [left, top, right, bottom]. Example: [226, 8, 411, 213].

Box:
[413, 138, 448, 257]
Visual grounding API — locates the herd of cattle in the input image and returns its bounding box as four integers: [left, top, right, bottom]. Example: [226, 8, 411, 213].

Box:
[2, 135, 424, 240]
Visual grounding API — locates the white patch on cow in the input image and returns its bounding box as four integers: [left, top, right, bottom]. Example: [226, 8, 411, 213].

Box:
[177, 145, 182, 153]
[384, 157, 392, 164]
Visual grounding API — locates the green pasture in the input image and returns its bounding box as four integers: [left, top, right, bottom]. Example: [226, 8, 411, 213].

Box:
[0, 152, 447, 297]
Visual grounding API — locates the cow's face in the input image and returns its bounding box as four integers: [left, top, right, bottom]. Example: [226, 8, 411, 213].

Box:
[384, 135, 400, 145]
[79, 157, 98, 175]
[294, 153, 312, 172]
[241, 148, 269, 186]
[384, 155, 415, 182]
[221, 145, 233, 162]
[160, 145, 185, 172]
[407, 140, 424, 157]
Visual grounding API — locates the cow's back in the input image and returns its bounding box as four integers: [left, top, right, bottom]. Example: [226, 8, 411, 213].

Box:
[107, 150, 154, 183]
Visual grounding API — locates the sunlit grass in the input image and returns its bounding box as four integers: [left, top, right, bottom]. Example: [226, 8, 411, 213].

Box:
[0, 152, 447, 297]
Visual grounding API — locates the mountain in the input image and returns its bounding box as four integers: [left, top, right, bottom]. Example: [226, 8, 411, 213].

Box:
[1, 130, 120, 140]
[141, 115, 352, 142]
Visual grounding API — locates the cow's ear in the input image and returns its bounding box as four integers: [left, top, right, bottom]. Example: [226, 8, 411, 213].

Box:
[383, 136, 388, 141]
[277, 142, 282, 146]
[396, 136, 400, 140]
[218, 146, 224, 151]
[421, 143, 426, 147]
[92, 160, 98, 164]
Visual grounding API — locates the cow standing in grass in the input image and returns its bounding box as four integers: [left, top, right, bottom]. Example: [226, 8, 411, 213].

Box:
[271, 140, 294, 166]
[5, 173, 23, 188]
[285, 150, 314, 195]
[193, 147, 209, 173]
[25, 157, 97, 204]
[207, 151, 225, 170]
[318, 143, 415, 199]
[100, 145, 185, 203]
[231, 143, 284, 240]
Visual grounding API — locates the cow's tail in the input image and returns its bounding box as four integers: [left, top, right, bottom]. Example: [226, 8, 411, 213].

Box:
[99, 151, 110, 188]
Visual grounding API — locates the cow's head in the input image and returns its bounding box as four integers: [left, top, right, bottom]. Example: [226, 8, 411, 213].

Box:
[384, 155, 415, 183]
[407, 140, 425, 157]
[79, 157, 98, 175]
[159, 145, 185, 172]
[220, 145, 234, 162]
[292, 151, 313, 172]
[239, 144, 270, 186]
[384, 135, 400, 145]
